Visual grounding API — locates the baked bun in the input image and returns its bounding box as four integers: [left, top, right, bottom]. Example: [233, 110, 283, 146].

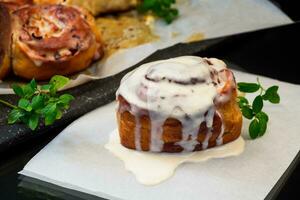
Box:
[0, 0, 32, 11]
[116, 56, 242, 153]
[34, 0, 139, 16]
[0, 3, 12, 80]
[11, 4, 103, 80]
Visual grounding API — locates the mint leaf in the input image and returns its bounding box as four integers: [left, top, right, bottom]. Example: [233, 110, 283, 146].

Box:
[262, 86, 280, 104]
[138, 0, 179, 24]
[22, 84, 35, 99]
[256, 111, 269, 122]
[59, 94, 74, 103]
[28, 114, 39, 130]
[12, 84, 24, 97]
[49, 75, 69, 95]
[1, 76, 74, 131]
[31, 95, 44, 110]
[252, 95, 263, 113]
[41, 84, 51, 91]
[18, 98, 32, 112]
[30, 79, 37, 90]
[249, 119, 260, 139]
[237, 96, 249, 108]
[258, 117, 268, 136]
[237, 82, 260, 93]
[241, 106, 254, 119]
[8, 109, 24, 124]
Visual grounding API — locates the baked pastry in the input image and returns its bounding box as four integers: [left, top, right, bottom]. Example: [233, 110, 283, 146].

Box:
[0, 4, 12, 80]
[34, 0, 140, 16]
[116, 56, 242, 153]
[11, 4, 103, 80]
[0, 0, 32, 11]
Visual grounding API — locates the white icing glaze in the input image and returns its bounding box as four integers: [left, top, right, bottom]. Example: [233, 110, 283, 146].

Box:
[117, 56, 232, 152]
[105, 130, 245, 186]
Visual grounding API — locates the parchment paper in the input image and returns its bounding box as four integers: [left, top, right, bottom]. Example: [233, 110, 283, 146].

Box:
[20, 70, 300, 200]
[0, 0, 292, 94]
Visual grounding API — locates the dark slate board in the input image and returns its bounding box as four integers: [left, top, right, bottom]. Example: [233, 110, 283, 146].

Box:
[1, 22, 299, 155]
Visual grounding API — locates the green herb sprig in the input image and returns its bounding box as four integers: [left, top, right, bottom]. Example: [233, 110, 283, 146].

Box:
[237, 78, 280, 139]
[0, 75, 74, 130]
[138, 0, 179, 24]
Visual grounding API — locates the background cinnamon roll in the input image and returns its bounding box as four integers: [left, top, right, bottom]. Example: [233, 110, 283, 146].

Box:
[0, 4, 12, 80]
[34, 0, 140, 16]
[11, 4, 103, 80]
[0, 0, 32, 11]
[116, 56, 242, 153]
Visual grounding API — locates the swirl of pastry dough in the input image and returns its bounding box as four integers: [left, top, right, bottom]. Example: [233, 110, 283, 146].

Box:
[11, 4, 103, 80]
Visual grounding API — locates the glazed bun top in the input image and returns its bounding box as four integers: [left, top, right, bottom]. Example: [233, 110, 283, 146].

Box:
[12, 4, 102, 64]
[118, 56, 235, 117]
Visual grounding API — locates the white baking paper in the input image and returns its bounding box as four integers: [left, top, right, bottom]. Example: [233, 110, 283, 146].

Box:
[20, 70, 300, 200]
[0, 0, 292, 94]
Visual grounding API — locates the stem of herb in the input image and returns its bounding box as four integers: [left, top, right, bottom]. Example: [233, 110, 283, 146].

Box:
[0, 99, 18, 109]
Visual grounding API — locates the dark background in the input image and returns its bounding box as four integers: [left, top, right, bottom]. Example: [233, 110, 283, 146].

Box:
[1, 0, 299, 199]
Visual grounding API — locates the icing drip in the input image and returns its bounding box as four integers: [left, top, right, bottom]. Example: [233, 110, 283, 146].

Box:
[131, 106, 142, 151]
[201, 107, 216, 150]
[117, 56, 232, 152]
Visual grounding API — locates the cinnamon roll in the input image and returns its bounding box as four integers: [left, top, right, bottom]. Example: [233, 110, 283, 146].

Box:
[11, 4, 103, 80]
[0, 0, 32, 11]
[0, 4, 12, 80]
[116, 56, 242, 153]
[34, 0, 139, 16]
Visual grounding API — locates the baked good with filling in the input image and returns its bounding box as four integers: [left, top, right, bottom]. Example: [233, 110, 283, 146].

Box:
[116, 56, 242, 153]
[11, 4, 103, 80]
[0, 3, 12, 80]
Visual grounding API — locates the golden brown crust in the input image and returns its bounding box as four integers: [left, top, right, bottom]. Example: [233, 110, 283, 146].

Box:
[0, 0, 32, 11]
[11, 4, 103, 80]
[116, 69, 243, 153]
[0, 4, 12, 80]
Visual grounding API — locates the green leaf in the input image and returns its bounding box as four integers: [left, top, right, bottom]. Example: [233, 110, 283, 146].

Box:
[41, 84, 51, 91]
[45, 109, 57, 126]
[269, 93, 280, 104]
[252, 95, 263, 113]
[8, 109, 24, 124]
[28, 114, 39, 130]
[241, 106, 254, 119]
[41, 103, 58, 126]
[56, 109, 63, 120]
[258, 117, 268, 136]
[256, 111, 269, 122]
[49, 75, 69, 95]
[12, 84, 24, 97]
[59, 94, 74, 105]
[262, 85, 280, 104]
[31, 95, 44, 110]
[237, 96, 249, 108]
[237, 82, 260, 93]
[138, 0, 178, 24]
[249, 119, 260, 139]
[18, 98, 32, 112]
[41, 103, 56, 115]
[22, 84, 35, 99]
[30, 79, 37, 90]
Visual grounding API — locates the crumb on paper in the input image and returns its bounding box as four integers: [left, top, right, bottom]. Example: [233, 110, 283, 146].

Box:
[172, 32, 180, 38]
[185, 33, 205, 43]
